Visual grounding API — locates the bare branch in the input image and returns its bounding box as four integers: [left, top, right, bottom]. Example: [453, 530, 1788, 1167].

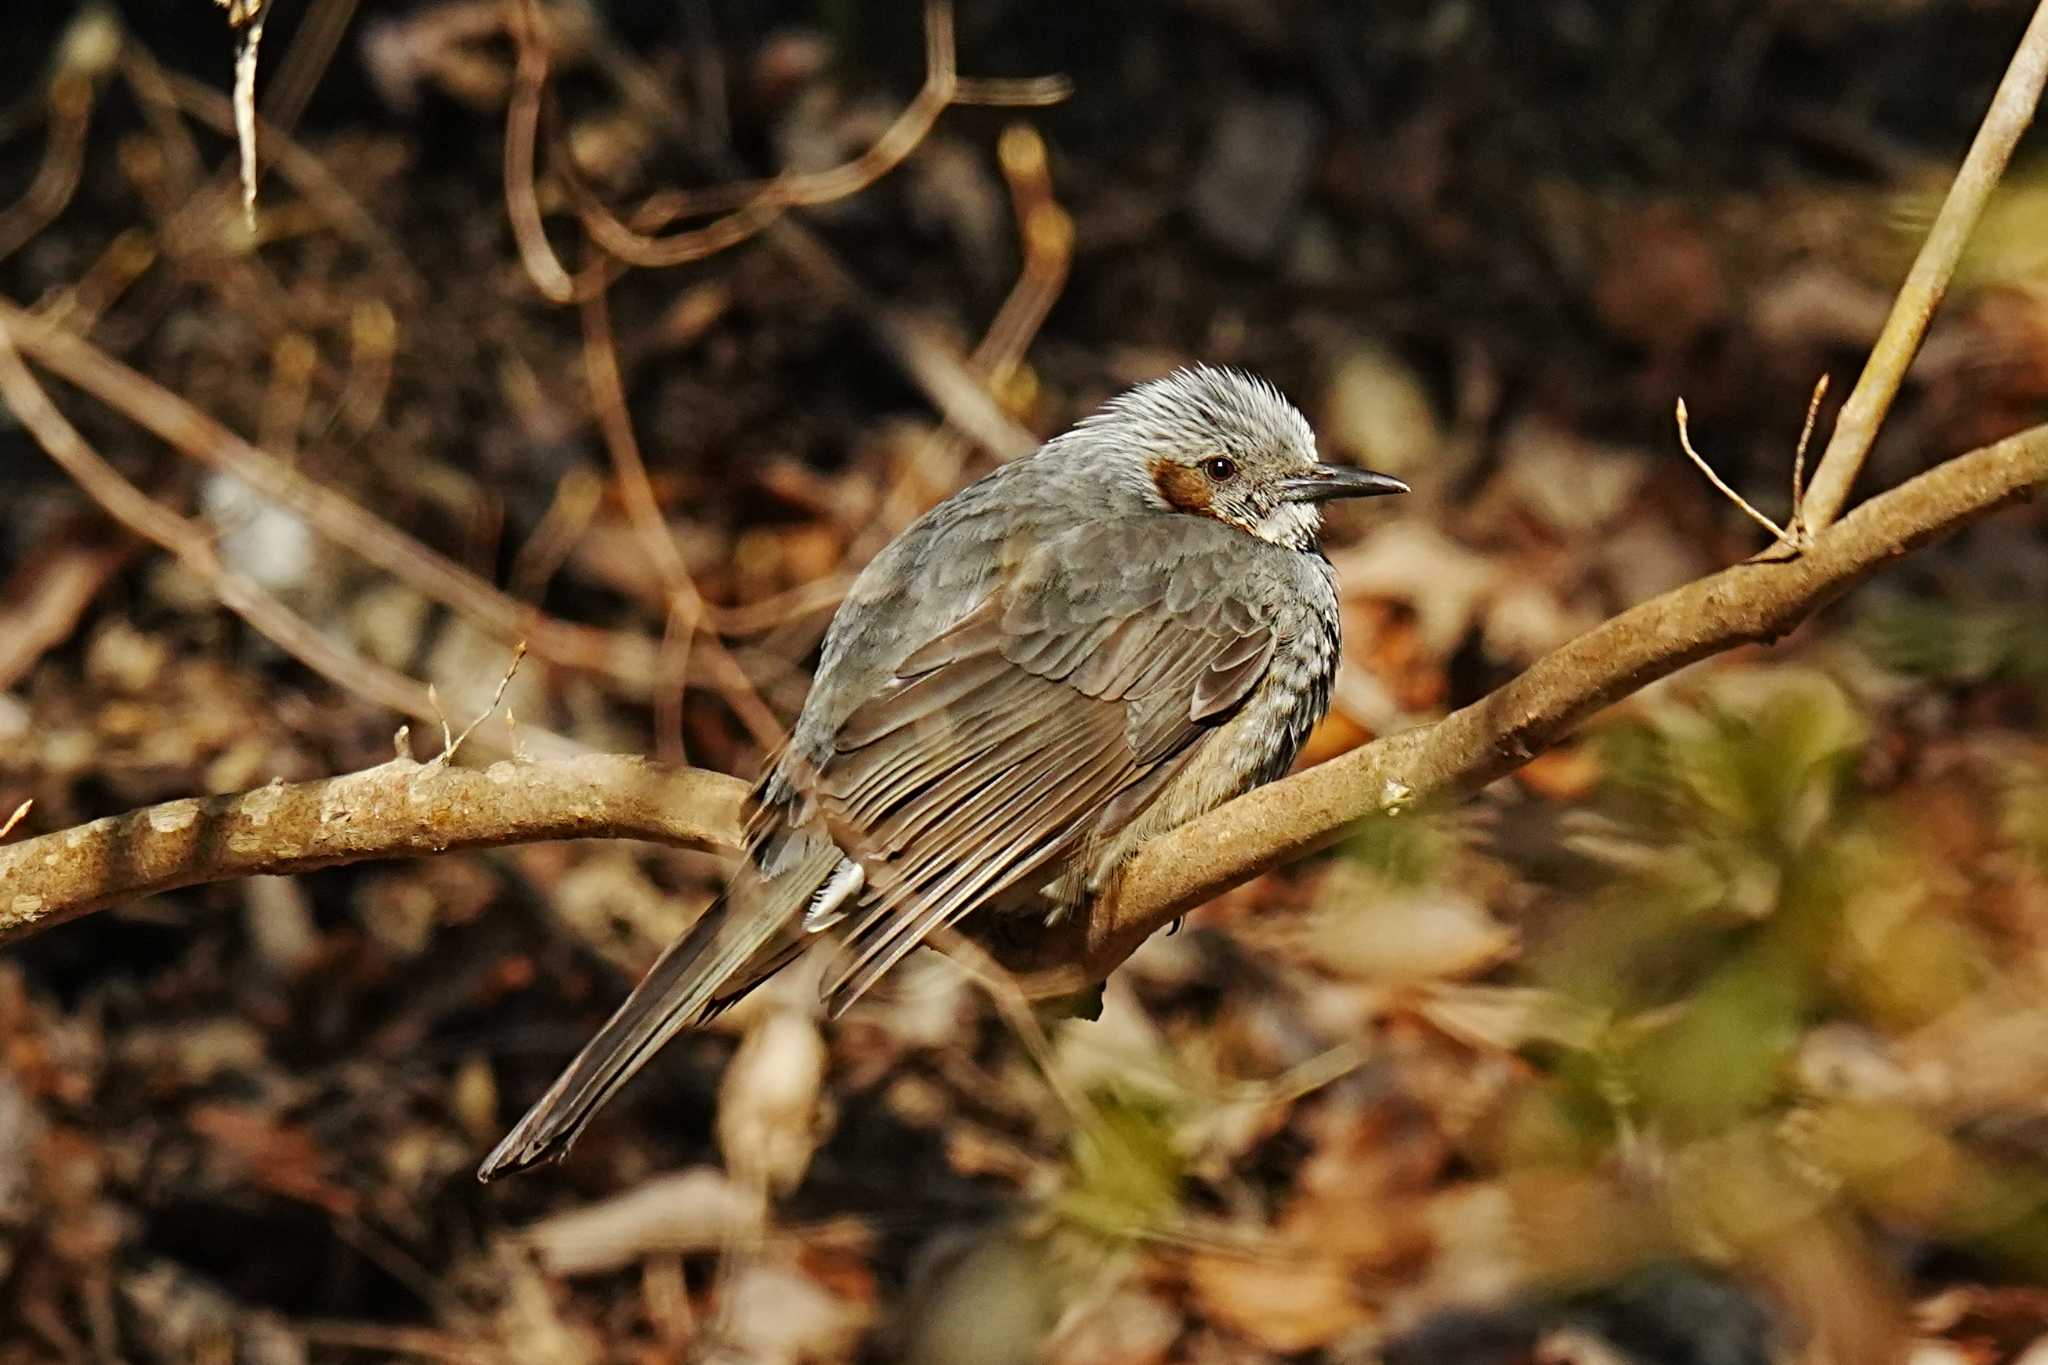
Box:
[0, 68, 93, 266]
[1023, 419, 2048, 994]
[1795, 0, 2048, 534]
[0, 755, 748, 941]
[213, 0, 271, 230]
[0, 424, 2039, 995]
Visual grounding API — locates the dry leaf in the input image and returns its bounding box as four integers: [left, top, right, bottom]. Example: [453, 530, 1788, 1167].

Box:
[1185, 1243, 1374, 1353]
[520, 1167, 764, 1277]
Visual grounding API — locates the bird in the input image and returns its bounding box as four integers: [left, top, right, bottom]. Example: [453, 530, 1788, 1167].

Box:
[478, 366, 1407, 1180]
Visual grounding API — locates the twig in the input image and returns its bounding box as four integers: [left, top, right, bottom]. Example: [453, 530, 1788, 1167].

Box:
[550, 0, 1066, 273]
[0, 314, 579, 760]
[0, 802, 30, 843]
[1795, 0, 2048, 535]
[973, 123, 1073, 384]
[0, 755, 746, 940]
[507, 467, 603, 602]
[866, 122, 1072, 548]
[0, 298, 668, 694]
[577, 282, 786, 752]
[503, 0, 577, 302]
[557, 15, 1042, 462]
[258, 0, 361, 138]
[441, 642, 528, 765]
[1791, 373, 1828, 518]
[212, 0, 271, 230]
[1674, 397, 1807, 551]
[0, 71, 93, 266]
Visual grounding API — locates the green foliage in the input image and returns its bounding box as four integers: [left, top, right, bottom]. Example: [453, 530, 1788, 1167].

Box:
[1053, 1087, 1187, 1242]
[1343, 804, 1459, 889]
[1502, 668, 2048, 1278]
[1856, 593, 2048, 691]
[2006, 761, 2048, 875]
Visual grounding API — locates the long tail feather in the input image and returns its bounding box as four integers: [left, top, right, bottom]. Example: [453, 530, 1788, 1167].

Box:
[477, 848, 837, 1181]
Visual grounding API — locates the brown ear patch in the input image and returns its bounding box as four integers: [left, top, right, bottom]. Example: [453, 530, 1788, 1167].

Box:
[1150, 458, 1213, 515]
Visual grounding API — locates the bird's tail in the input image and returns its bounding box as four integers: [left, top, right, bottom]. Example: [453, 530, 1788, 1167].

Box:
[476, 847, 835, 1181]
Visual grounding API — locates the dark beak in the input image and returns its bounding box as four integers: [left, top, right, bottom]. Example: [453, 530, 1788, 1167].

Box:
[1278, 464, 1410, 505]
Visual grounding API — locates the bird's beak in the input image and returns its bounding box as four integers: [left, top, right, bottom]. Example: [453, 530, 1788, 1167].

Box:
[1278, 464, 1411, 504]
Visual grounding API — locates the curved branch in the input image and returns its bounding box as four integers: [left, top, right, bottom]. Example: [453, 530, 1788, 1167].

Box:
[1, 425, 2041, 985]
[1022, 420, 2048, 991]
[0, 754, 747, 941]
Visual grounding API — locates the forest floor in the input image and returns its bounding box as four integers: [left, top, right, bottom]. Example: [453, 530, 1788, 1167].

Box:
[2, 2, 2048, 1361]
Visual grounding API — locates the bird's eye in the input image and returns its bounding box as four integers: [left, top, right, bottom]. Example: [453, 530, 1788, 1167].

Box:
[1203, 456, 1238, 483]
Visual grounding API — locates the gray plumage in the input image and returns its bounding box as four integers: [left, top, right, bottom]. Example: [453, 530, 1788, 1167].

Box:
[478, 367, 1406, 1180]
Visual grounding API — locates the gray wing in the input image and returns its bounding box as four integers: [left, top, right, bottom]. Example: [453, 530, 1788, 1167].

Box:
[808, 518, 1281, 1013]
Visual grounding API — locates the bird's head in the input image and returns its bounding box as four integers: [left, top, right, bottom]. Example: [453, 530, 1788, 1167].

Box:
[1060, 366, 1408, 550]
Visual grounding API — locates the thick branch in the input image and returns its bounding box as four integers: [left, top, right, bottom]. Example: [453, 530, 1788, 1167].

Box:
[0, 754, 747, 941]
[1, 425, 2041, 985]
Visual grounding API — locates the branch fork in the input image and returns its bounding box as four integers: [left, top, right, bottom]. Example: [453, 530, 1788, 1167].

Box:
[1675, 375, 1830, 556]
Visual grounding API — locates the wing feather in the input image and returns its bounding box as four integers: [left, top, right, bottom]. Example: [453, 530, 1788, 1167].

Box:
[805, 524, 1290, 1015]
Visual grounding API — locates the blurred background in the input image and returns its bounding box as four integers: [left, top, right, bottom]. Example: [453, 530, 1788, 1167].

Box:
[1, 1, 2047, 1360]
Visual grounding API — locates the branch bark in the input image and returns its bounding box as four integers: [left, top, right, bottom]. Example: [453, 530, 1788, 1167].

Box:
[2, 422, 2041, 977]
[1795, 0, 2048, 534]
[0, 754, 746, 941]
[1048, 418, 2048, 990]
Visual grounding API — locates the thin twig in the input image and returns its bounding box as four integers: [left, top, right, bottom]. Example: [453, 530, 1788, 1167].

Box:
[503, 0, 577, 302]
[0, 72, 93, 265]
[258, 0, 361, 137]
[0, 298, 667, 694]
[1792, 373, 1830, 518]
[1796, 0, 2048, 534]
[442, 641, 528, 764]
[0, 316, 579, 760]
[555, 14, 1042, 462]
[972, 123, 1073, 384]
[550, 0, 1065, 273]
[865, 122, 1071, 550]
[212, 0, 271, 230]
[578, 283, 786, 752]
[1674, 397, 1806, 550]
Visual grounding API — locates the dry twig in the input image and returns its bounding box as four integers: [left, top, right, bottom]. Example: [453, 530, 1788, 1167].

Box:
[550, 0, 1067, 274]
[0, 298, 668, 694]
[578, 280, 786, 754]
[1674, 397, 1809, 551]
[0, 71, 94, 266]
[0, 313, 487, 744]
[867, 121, 1074, 546]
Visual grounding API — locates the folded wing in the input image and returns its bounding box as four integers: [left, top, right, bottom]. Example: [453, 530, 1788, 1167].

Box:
[814, 522, 1281, 1012]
